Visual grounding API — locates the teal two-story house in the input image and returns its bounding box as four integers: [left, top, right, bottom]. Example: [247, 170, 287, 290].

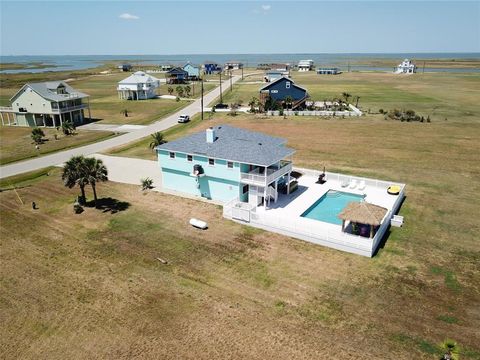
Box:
[156, 125, 295, 206]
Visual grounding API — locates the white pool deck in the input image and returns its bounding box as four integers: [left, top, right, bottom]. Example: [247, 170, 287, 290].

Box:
[224, 168, 405, 257]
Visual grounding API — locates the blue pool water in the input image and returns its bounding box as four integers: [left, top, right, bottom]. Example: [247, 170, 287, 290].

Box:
[301, 190, 365, 225]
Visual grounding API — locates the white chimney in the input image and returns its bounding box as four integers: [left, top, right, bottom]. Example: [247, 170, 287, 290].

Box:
[206, 127, 215, 143]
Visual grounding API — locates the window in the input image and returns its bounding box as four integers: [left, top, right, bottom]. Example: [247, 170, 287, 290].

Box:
[227, 161, 234, 169]
[169, 152, 175, 159]
[286, 82, 290, 89]
[242, 185, 249, 194]
[187, 155, 193, 162]
[208, 158, 215, 166]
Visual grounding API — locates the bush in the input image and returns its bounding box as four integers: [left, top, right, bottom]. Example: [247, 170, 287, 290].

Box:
[379, 108, 384, 114]
[176, 96, 180, 102]
[141, 177, 153, 190]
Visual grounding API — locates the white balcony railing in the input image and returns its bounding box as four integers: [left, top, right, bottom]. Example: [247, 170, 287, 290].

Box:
[51, 104, 87, 113]
[240, 161, 292, 186]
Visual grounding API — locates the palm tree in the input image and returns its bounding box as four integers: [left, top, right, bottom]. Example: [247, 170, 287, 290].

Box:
[167, 86, 174, 95]
[62, 120, 75, 135]
[248, 97, 259, 113]
[83, 157, 108, 208]
[284, 96, 294, 109]
[31, 128, 45, 144]
[62, 155, 88, 204]
[176, 86, 184, 98]
[149, 131, 166, 151]
[184, 85, 191, 97]
[342, 92, 351, 104]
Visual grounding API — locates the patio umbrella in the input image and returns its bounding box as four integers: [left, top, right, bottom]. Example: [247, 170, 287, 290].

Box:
[338, 201, 388, 237]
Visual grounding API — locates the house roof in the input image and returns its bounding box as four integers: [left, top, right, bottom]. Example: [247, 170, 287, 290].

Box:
[11, 81, 89, 102]
[167, 67, 188, 75]
[259, 76, 308, 93]
[157, 124, 295, 167]
[118, 71, 160, 85]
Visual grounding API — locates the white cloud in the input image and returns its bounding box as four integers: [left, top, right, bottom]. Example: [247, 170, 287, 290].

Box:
[119, 13, 139, 20]
[261, 5, 271, 11]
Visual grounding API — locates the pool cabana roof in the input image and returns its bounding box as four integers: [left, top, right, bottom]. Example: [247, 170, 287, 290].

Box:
[338, 201, 388, 238]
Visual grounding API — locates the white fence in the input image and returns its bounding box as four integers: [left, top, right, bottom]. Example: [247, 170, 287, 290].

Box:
[267, 104, 362, 117]
[223, 169, 406, 257]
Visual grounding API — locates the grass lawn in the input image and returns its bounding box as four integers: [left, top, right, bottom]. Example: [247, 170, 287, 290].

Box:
[1, 69, 479, 358]
[0, 126, 116, 165]
[212, 71, 480, 123]
[1, 125, 479, 358]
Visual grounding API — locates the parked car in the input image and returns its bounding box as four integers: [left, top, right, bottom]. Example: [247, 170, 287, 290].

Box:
[214, 103, 229, 109]
[178, 114, 190, 123]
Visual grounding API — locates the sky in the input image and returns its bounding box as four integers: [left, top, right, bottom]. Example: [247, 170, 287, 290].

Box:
[1, 1, 479, 55]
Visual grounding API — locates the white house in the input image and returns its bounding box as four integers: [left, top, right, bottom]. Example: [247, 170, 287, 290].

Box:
[298, 59, 314, 72]
[395, 59, 417, 74]
[117, 71, 160, 100]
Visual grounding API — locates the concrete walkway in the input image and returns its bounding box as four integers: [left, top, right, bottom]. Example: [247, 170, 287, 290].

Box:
[0, 75, 241, 179]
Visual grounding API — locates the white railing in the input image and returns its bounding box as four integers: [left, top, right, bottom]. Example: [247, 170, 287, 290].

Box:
[240, 161, 292, 185]
[294, 167, 405, 191]
[51, 104, 87, 113]
[0, 106, 14, 112]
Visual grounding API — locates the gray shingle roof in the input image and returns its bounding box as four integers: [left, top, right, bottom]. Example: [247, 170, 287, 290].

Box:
[157, 125, 295, 166]
[12, 81, 89, 102]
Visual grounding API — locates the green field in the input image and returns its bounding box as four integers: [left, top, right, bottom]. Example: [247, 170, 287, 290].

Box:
[0, 126, 116, 165]
[1, 68, 479, 358]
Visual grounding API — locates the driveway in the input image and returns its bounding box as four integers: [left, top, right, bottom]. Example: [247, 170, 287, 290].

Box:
[0, 75, 241, 179]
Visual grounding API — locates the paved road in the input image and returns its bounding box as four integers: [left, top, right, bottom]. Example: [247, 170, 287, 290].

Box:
[0, 75, 241, 179]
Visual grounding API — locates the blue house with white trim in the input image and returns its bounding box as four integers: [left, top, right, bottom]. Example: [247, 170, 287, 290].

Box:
[203, 62, 221, 74]
[259, 77, 309, 110]
[156, 125, 295, 206]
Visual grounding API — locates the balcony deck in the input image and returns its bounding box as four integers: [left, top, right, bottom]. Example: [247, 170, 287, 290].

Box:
[240, 161, 292, 186]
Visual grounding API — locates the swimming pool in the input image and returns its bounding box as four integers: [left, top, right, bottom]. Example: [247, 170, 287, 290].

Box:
[301, 190, 365, 225]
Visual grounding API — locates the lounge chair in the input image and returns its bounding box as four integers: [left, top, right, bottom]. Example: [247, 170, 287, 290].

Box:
[349, 179, 357, 189]
[341, 180, 349, 188]
[358, 180, 366, 191]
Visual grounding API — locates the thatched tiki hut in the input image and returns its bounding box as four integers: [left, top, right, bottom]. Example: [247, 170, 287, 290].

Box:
[338, 202, 388, 238]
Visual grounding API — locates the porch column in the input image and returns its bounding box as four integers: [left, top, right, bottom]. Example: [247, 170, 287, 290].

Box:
[264, 187, 267, 210]
[370, 225, 374, 238]
[341, 220, 345, 232]
[87, 97, 92, 120]
[0, 112, 4, 126]
[60, 113, 63, 127]
[42, 114, 46, 127]
[8, 113, 12, 125]
[274, 179, 278, 203]
[287, 171, 291, 195]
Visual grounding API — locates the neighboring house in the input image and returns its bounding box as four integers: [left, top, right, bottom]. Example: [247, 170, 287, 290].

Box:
[395, 59, 417, 73]
[160, 64, 173, 71]
[224, 61, 243, 71]
[117, 64, 132, 72]
[156, 125, 295, 205]
[117, 71, 160, 100]
[166, 67, 189, 84]
[203, 62, 222, 74]
[0, 81, 90, 127]
[183, 63, 200, 80]
[270, 63, 290, 72]
[298, 59, 314, 72]
[264, 70, 284, 82]
[259, 77, 309, 110]
[317, 67, 340, 75]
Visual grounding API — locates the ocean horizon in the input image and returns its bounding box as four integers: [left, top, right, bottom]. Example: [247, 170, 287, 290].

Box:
[1, 52, 479, 74]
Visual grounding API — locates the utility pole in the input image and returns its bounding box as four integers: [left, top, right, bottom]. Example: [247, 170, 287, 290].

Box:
[201, 79, 204, 121]
[423, 61, 425, 73]
[241, 66, 244, 80]
[219, 71, 223, 104]
[230, 70, 233, 92]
